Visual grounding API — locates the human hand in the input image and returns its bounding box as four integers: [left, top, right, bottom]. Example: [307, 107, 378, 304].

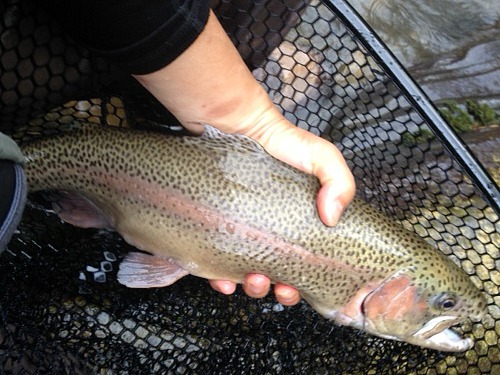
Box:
[133, 10, 355, 305]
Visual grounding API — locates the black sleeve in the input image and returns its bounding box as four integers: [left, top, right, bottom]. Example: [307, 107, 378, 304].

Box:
[43, 0, 211, 75]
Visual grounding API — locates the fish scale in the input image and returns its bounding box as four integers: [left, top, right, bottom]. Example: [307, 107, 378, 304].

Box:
[20, 122, 486, 351]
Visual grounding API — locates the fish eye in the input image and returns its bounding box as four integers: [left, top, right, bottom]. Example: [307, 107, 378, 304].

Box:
[433, 293, 458, 311]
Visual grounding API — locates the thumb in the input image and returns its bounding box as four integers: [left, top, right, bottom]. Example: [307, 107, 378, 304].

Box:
[250, 118, 355, 226]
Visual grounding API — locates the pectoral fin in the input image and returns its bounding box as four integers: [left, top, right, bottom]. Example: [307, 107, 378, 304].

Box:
[117, 252, 189, 288]
[50, 190, 112, 229]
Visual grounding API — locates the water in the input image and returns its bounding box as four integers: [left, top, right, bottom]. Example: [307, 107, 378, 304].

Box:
[348, 0, 500, 104]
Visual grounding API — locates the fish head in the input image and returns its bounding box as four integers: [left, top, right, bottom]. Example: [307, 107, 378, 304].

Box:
[350, 263, 487, 351]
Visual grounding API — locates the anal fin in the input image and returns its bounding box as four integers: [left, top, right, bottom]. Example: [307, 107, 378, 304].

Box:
[117, 252, 189, 288]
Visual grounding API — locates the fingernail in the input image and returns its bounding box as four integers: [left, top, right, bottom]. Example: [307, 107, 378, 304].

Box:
[276, 288, 294, 302]
[217, 281, 236, 295]
[244, 274, 269, 296]
[245, 280, 263, 295]
[326, 198, 344, 226]
[276, 287, 300, 306]
[247, 285, 260, 296]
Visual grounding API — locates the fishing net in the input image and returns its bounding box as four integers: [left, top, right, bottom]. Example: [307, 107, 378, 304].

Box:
[1, 0, 499, 374]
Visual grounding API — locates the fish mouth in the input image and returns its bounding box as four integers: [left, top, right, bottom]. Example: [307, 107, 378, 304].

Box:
[362, 314, 472, 352]
[411, 316, 472, 352]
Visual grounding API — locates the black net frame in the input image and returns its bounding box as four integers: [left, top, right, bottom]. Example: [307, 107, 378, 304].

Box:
[1, 0, 499, 374]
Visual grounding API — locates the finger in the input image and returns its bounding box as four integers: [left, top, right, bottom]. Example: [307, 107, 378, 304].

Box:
[253, 118, 356, 226]
[274, 283, 301, 306]
[209, 279, 237, 295]
[242, 273, 271, 298]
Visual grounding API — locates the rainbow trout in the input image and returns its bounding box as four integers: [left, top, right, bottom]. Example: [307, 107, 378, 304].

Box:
[20, 123, 486, 351]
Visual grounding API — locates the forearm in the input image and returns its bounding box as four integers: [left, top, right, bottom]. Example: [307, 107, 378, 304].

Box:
[133, 10, 277, 136]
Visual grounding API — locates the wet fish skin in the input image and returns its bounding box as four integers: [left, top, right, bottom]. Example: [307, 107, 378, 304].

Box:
[20, 123, 486, 351]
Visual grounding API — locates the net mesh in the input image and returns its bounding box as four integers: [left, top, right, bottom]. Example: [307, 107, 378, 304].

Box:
[1, 0, 499, 374]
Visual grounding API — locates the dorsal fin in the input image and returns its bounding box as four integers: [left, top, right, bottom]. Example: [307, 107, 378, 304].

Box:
[200, 125, 266, 154]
